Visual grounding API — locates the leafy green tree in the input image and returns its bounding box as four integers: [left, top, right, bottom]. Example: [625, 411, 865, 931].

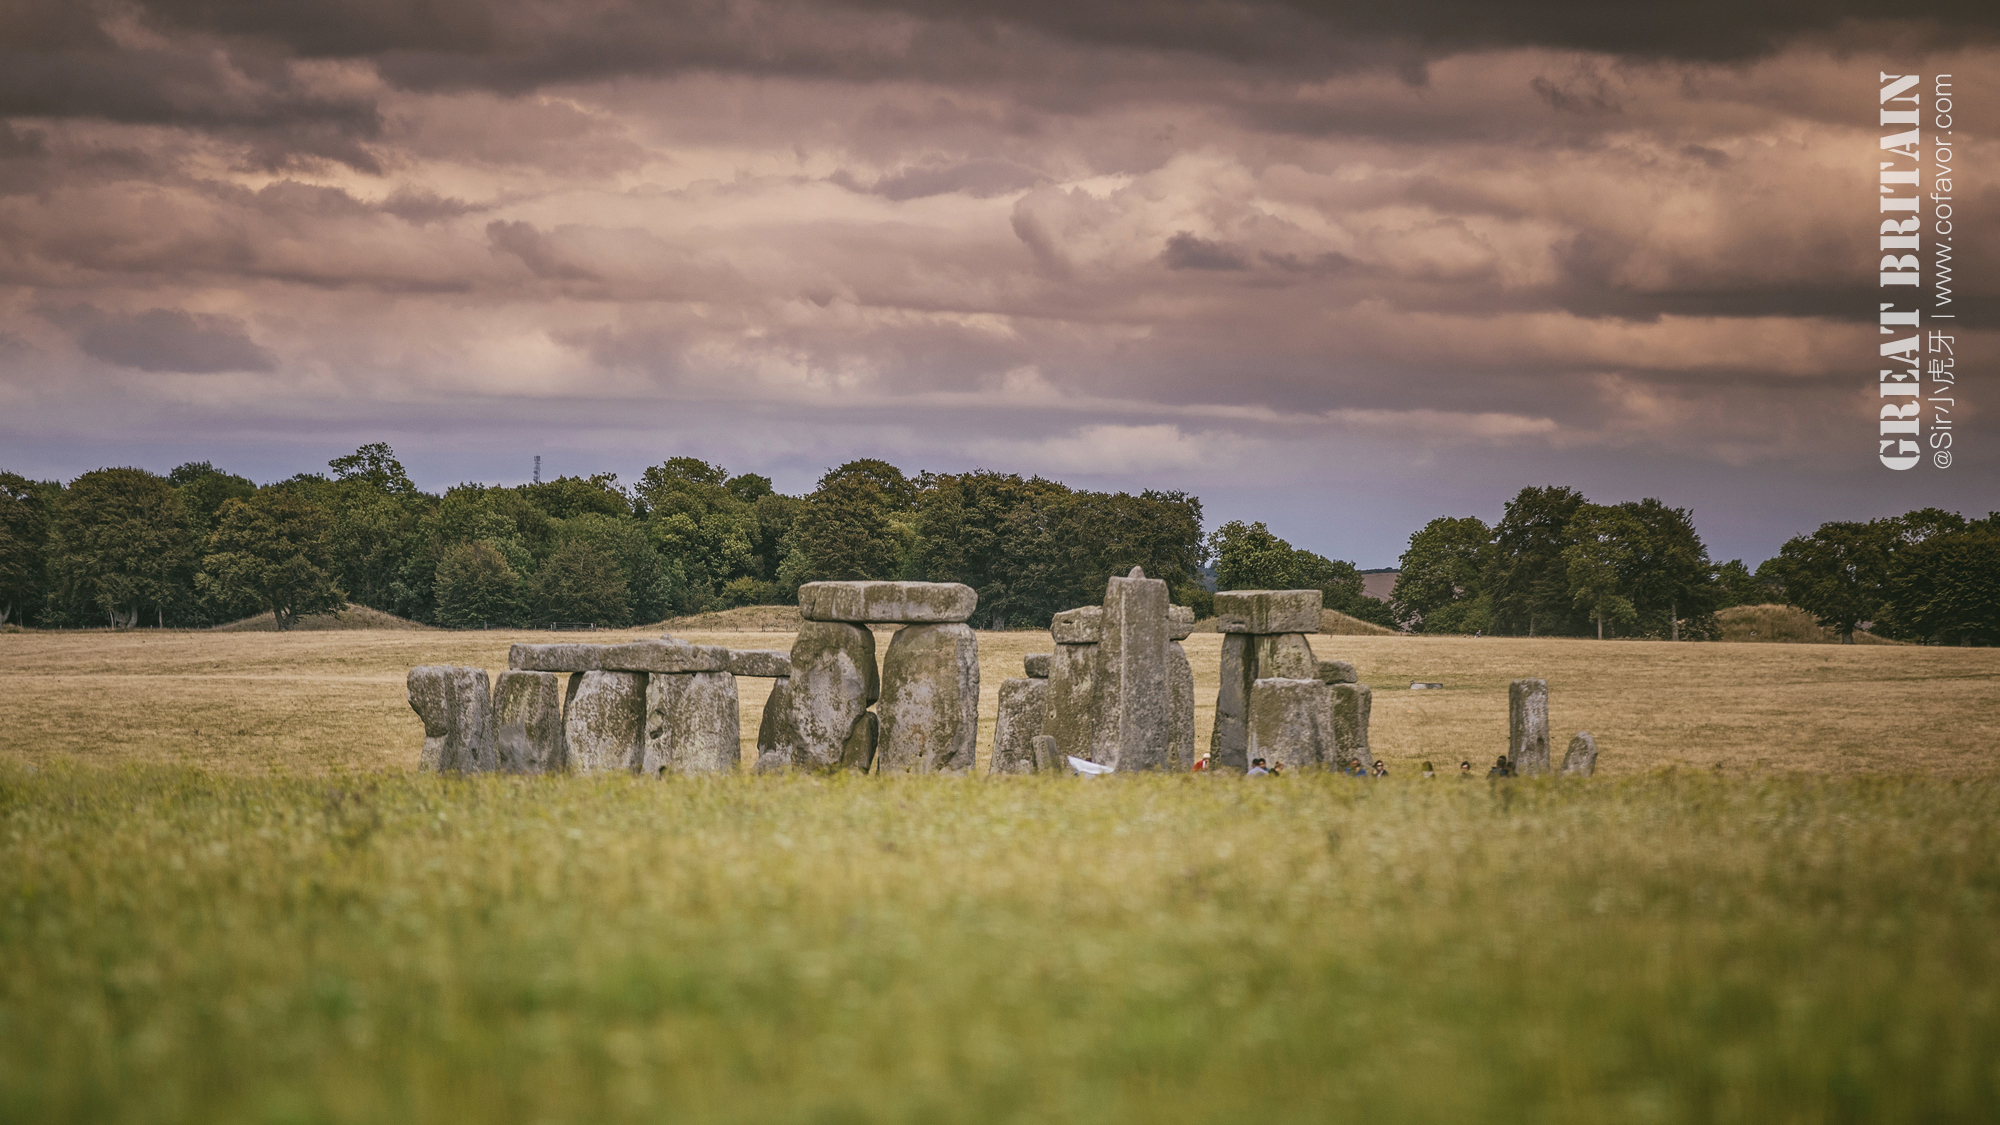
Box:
[1208, 519, 1359, 614]
[915, 471, 1075, 628]
[559, 513, 674, 623]
[1489, 486, 1589, 636]
[1881, 520, 2000, 645]
[528, 539, 630, 626]
[196, 490, 344, 630]
[1393, 516, 1492, 634]
[169, 462, 258, 537]
[786, 473, 904, 583]
[433, 541, 522, 627]
[1714, 560, 1779, 609]
[0, 472, 57, 625]
[817, 459, 918, 512]
[1561, 503, 1641, 639]
[1050, 489, 1206, 612]
[522, 473, 630, 520]
[1615, 498, 1719, 640]
[47, 468, 197, 628]
[328, 442, 418, 495]
[637, 458, 759, 610]
[1766, 519, 1896, 643]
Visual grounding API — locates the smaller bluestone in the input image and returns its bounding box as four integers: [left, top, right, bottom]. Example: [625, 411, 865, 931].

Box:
[1560, 731, 1599, 777]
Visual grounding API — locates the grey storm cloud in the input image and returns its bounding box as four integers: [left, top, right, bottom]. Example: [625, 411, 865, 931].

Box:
[53, 307, 278, 373]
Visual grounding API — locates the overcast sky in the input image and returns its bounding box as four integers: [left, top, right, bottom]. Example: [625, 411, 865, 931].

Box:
[2, 1, 1992, 566]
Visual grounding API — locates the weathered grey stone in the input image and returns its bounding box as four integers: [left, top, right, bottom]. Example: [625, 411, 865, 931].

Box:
[1208, 632, 1255, 772]
[1317, 659, 1358, 684]
[840, 711, 878, 772]
[643, 671, 741, 775]
[1031, 734, 1061, 774]
[1510, 678, 1551, 776]
[1167, 604, 1197, 641]
[1100, 567, 1171, 771]
[1023, 653, 1051, 679]
[1329, 682, 1375, 770]
[877, 623, 980, 774]
[1251, 633, 1319, 680]
[725, 649, 791, 678]
[1041, 642, 1100, 763]
[1248, 677, 1331, 771]
[1167, 640, 1195, 771]
[563, 670, 647, 774]
[1050, 605, 1102, 644]
[511, 639, 728, 674]
[493, 670, 564, 773]
[1212, 589, 1322, 635]
[753, 677, 792, 773]
[990, 677, 1047, 775]
[782, 621, 878, 772]
[1560, 731, 1598, 777]
[797, 581, 976, 624]
[408, 665, 497, 774]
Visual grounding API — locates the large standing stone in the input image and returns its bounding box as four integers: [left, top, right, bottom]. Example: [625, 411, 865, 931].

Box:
[1560, 731, 1598, 777]
[408, 665, 497, 774]
[990, 677, 1048, 775]
[1510, 678, 1551, 776]
[753, 677, 792, 773]
[1041, 641, 1101, 763]
[1248, 677, 1331, 771]
[840, 712, 878, 772]
[1212, 590, 1323, 635]
[877, 623, 980, 774]
[643, 672, 741, 775]
[1167, 640, 1195, 771]
[1100, 567, 1171, 771]
[1330, 682, 1375, 770]
[798, 581, 977, 624]
[1208, 632, 1255, 772]
[564, 670, 647, 774]
[783, 621, 879, 772]
[1032, 735, 1061, 774]
[1251, 633, 1319, 680]
[493, 670, 564, 773]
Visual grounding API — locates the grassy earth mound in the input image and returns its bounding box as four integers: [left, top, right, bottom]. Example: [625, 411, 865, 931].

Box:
[212, 604, 431, 632]
[1717, 604, 1905, 644]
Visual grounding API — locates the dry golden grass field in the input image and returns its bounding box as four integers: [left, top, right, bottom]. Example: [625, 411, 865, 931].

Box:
[2, 621, 1994, 776]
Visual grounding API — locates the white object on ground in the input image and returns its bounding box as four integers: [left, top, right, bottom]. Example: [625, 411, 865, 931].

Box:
[1067, 756, 1114, 776]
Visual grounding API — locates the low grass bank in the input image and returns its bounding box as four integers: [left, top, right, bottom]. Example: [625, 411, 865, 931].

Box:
[1716, 604, 1904, 645]
[1, 765, 1993, 1123]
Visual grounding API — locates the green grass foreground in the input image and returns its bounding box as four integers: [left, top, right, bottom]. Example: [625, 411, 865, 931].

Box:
[3, 767, 1995, 1124]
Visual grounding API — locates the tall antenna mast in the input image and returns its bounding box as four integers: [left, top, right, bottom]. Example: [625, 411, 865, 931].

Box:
[533, 455, 541, 484]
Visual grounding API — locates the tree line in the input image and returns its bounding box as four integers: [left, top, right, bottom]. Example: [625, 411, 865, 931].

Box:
[1391, 486, 1999, 644]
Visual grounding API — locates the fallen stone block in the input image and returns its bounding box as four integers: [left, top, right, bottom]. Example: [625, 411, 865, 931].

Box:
[511, 639, 728, 674]
[1100, 567, 1171, 771]
[1251, 633, 1319, 680]
[878, 623, 980, 774]
[753, 677, 792, 773]
[1317, 659, 1358, 684]
[643, 671, 740, 775]
[990, 677, 1047, 775]
[1168, 640, 1195, 771]
[1560, 731, 1598, 777]
[1248, 677, 1331, 772]
[1024, 653, 1051, 678]
[783, 621, 879, 772]
[1168, 604, 1196, 641]
[1330, 682, 1375, 770]
[725, 649, 791, 678]
[1212, 589, 1322, 635]
[493, 669, 564, 773]
[564, 670, 647, 774]
[798, 580, 976, 624]
[1050, 605, 1102, 644]
[408, 665, 497, 774]
[1207, 632, 1255, 772]
[1510, 678, 1551, 776]
[1041, 642, 1101, 764]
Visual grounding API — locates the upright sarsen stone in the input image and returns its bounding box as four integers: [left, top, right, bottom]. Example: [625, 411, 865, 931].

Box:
[1510, 678, 1551, 776]
[643, 671, 741, 775]
[1208, 633, 1255, 773]
[1560, 731, 1598, 777]
[990, 677, 1048, 775]
[1167, 640, 1195, 771]
[493, 670, 564, 773]
[564, 670, 647, 774]
[1100, 567, 1170, 771]
[1041, 641, 1100, 763]
[784, 621, 879, 772]
[1329, 682, 1374, 770]
[753, 677, 792, 773]
[878, 623, 980, 774]
[1248, 677, 1330, 771]
[408, 665, 497, 774]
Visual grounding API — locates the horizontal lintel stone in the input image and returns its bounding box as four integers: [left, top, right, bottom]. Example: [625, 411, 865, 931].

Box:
[1050, 605, 1102, 644]
[797, 581, 977, 624]
[509, 639, 729, 674]
[725, 649, 792, 678]
[1212, 590, 1323, 635]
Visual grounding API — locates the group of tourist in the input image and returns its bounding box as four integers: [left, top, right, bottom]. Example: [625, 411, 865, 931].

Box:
[1174, 754, 1521, 778]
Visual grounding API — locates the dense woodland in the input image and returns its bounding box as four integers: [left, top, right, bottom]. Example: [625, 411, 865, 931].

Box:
[0, 445, 1992, 643]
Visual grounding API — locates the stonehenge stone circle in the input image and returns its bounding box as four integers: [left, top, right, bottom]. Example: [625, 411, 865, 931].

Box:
[781, 621, 880, 772]
[877, 622, 980, 774]
[1330, 682, 1375, 770]
[1560, 731, 1599, 777]
[990, 677, 1048, 775]
[798, 580, 976, 624]
[1510, 678, 1552, 776]
[1023, 653, 1051, 679]
[1211, 589, 1322, 635]
[643, 671, 740, 775]
[409, 665, 497, 774]
[563, 670, 647, 774]
[493, 669, 565, 773]
[1248, 677, 1332, 771]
